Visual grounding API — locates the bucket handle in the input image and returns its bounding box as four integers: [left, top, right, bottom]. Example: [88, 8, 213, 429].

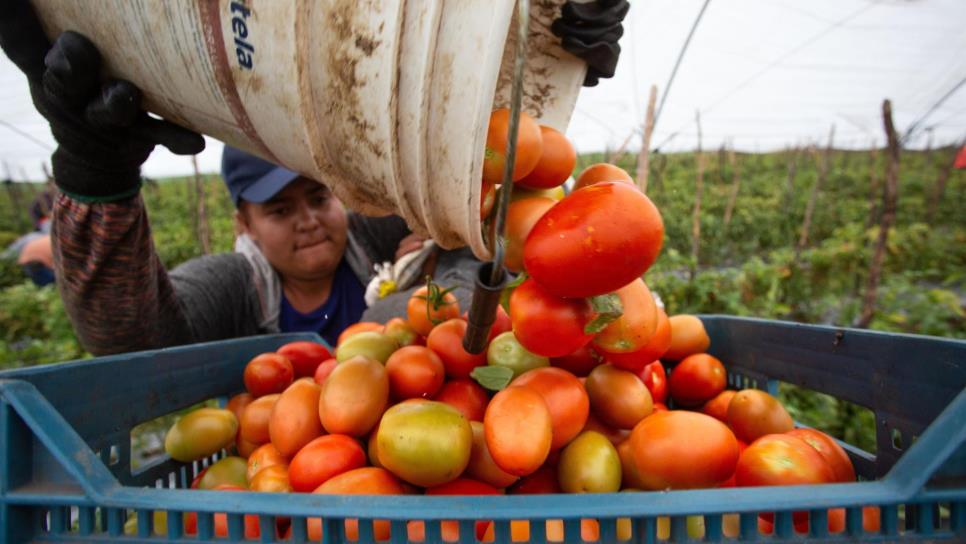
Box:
[463, 0, 531, 354]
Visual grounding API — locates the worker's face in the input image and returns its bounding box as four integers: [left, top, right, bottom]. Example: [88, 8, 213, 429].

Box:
[236, 178, 348, 282]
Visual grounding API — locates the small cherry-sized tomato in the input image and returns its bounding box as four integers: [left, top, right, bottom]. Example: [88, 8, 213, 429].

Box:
[523, 182, 664, 299]
[669, 353, 727, 407]
[407, 283, 460, 337]
[164, 408, 238, 463]
[433, 378, 490, 422]
[276, 341, 332, 378]
[243, 353, 294, 398]
[427, 318, 487, 379]
[385, 345, 446, 400]
[509, 278, 595, 358]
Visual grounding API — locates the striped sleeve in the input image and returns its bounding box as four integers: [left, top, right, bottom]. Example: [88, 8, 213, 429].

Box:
[52, 193, 193, 355]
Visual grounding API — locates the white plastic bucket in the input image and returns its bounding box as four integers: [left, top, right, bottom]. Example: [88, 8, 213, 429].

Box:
[30, 0, 586, 259]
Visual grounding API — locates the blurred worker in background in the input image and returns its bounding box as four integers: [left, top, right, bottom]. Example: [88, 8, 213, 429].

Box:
[0, 0, 628, 355]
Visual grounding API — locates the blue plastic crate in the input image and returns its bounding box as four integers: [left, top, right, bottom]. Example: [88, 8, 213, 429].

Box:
[0, 316, 964, 543]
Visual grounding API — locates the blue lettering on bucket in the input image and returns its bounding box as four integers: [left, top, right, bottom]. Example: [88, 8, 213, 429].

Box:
[230, 1, 254, 70]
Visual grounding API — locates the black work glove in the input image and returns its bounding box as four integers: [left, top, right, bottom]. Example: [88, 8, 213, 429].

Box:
[551, 0, 630, 87]
[0, 1, 204, 202]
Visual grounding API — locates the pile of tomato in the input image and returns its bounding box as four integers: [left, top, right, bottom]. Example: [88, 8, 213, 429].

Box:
[153, 109, 880, 541]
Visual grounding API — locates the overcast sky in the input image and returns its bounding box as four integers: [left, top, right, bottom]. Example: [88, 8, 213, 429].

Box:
[0, 0, 964, 180]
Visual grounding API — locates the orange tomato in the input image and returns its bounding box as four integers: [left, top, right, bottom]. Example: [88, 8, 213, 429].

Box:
[225, 392, 254, 422]
[517, 125, 576, 189]
[466, 421, 519, 488]
[482, 108, 543, 184]
[629, 411, 740, 490]
[269, 379, 323, 456]
[701, 390, 737, 422]
[246, 442, 288, 482]
[337, 321, 384, 346]
[618, 438, 647, 489]
[736, 434, 835, 487]
[319, 355, 389, 437]
[426, 318, 487, 379]
[289, 434, 367, 492]
[585, 364, 653, 430]
[669, 353, 727, 407]
[235, 435, 260, 458]
[239, 393, 280, 445]
[573, 162, 633, 191]
[433, 378, 490, 422]
[512, 367, 589, 450]
[308, 468, 406, 541]
[664, 315, 710, 360]
[249, 464, 291, 493]
[787, 428, 856, 483]
[385, 345, 446, 400]
[484, 386, 552, 476]
[593, 279, 659, 357]
[603, 309, 671, 371]
[727, 389, 794, 443]
[407, 284, 460, 337]
[503, 196, 556, 273]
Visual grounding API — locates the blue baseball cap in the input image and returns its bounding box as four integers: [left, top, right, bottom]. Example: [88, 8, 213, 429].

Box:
[221, 145, 301, 207]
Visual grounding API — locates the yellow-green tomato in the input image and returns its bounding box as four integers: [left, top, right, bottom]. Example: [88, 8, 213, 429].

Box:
[198, 456, 249, 490]
[336, 331, 398, 364]
[164, 408, 238, 462]
[557, 431, 621, 493]
[486, 331, 549, 379]
[377, 401, 472, 487]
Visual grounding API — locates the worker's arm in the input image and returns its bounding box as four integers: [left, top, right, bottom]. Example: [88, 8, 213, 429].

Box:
[552, 0, 630, 87]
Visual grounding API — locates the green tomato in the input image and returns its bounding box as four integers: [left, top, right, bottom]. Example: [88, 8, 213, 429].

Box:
[164, 408, 238, 462]
[557, 431, 621, 493]
[486, 331, 549, 379]
[377, 401, 472, 487]
[336, 331, 398, 364]
[198, 456, 249, 490]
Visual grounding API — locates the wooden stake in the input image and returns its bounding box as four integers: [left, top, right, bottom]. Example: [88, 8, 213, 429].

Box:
[191, 155, 211, 255]
[865, 142, 880, 230]
[797, 126, 835, 255]
[635, 85, 658, 193]
[723, 145, 741, 229]
[690, 111, 704, 284]
[857, 100, 900, 328]
[926, 142, 962, 222]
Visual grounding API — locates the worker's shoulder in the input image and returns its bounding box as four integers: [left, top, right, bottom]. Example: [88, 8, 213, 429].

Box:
[169, 252, 253, 286]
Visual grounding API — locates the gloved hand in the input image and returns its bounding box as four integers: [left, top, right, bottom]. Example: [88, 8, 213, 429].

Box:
[551, 0, 630, 87]
[0, 1, 204, 202]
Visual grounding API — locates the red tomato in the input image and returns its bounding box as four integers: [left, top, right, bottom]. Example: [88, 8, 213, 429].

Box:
[508, 465, 562, 494]
[551, 344, 602, 377]
[433, 379, 490, 422]
[288, 434, 368, 492]
[276, 341, 332, 378]
[385, 345, 446, 400]
[787, 428, 856, 483]
[603, 309, 672, 371]
[717, 439, 747, 488]
[243, 353, 294, 398]
[512, 367, 590, 450]
[701, 390, 736, 422]
[652, 402, 668, 412]
[637, 361, 667, 404]
[426, 318, 486, 379]
[517, 125, 576, 189]
[736, 434, 835, 487]
[668, 353, 727, 407]
[509, 278, 595, 358]
[312, 358, 338, 385]
[503, 197, 557, 273]
[523, 182, 664, 298]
